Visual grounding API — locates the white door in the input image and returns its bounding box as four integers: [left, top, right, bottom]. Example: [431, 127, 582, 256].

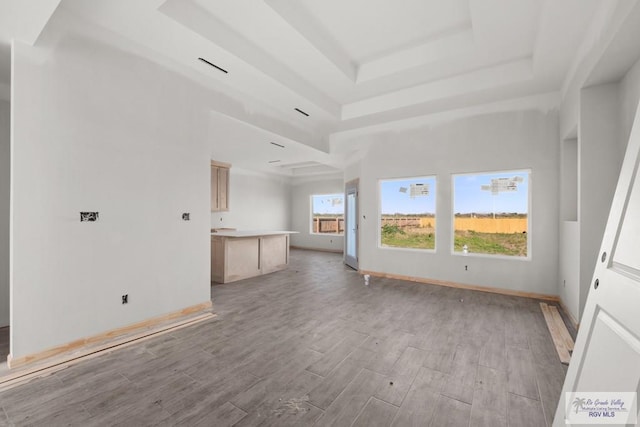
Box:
[345, 180, 358, 270]
[554, 105, 640, 425]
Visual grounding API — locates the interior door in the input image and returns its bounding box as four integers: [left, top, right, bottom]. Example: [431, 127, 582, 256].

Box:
[345, 180, 358, 270]
[554, 104, 640, 425]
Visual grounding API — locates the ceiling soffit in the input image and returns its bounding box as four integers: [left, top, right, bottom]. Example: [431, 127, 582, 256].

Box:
[165, 0, 545, 123]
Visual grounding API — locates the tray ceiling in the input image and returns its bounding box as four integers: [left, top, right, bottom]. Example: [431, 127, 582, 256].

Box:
[3, 0, 632, 175]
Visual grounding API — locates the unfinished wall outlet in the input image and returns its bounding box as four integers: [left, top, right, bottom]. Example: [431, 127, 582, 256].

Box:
[80, 212, 99, 222]
[182, 213, 190, 221]
[465, 265, 468, 271]
[122, 294, 128, 304]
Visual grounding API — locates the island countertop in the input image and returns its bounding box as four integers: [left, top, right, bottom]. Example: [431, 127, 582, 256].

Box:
[210, 230, 298, 238]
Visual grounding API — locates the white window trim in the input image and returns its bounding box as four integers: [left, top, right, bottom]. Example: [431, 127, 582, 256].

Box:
[377, 175, 438, 252]
[451, 168, 532, 260]
[310, 193, 345, 236]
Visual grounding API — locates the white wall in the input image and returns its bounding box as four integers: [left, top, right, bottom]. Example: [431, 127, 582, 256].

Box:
[559, 221, 580, 322]
[10, 13, 212, 358]
[0, 100, 9, 327]
[211, 167, 291, 231]
[356, 109, 560, 296]
[558, 137, 580, 322]
[557, 58, 640, 324]
[290, 176, 344, 252]
[578, 84, 623, 317]
[620, 58, 640, 152]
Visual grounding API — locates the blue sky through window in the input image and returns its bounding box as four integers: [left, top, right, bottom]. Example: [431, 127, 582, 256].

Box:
[380, 177, 436, 215]
[311, 194, 344, 215]
[454, 171, 529, 215]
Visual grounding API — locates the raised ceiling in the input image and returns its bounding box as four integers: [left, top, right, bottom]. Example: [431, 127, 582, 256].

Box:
[155, 0, 598, 122]
[2, 0, 636, 175]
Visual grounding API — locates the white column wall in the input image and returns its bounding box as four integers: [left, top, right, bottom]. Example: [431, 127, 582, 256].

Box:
[0, 100, 9, 327]
[578, 84, 624, 317]
[10, 23, 212, 357]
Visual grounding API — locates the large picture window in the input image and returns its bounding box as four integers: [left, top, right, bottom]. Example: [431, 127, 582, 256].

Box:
[453, 170, 530, 257]
[380, 176, 436, 250]
[311, 194, 344, 235]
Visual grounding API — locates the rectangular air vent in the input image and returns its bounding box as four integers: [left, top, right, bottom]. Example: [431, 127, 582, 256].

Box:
[198, 57, 228, 74]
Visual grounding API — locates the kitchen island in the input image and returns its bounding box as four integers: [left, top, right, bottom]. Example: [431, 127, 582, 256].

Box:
[211, 230, 297, 283]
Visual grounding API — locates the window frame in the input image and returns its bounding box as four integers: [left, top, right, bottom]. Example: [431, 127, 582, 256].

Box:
[310, 193, 345, 236]
[451, 169, 532, 260]
[378, 175, 438, 252]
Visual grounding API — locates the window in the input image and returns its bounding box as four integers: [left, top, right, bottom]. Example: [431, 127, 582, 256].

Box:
[311, 194, 344, 235]
[380, 176, 436, 250]
[453, 170, 530, 257]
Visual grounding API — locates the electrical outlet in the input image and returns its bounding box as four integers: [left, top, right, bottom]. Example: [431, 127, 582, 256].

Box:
[122, 294, 128, 304]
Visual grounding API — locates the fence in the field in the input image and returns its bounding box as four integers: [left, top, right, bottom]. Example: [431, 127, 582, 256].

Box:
[313, 217, 345, 233]
[454, 217, 527, 233]
[381, 216, 527, 233]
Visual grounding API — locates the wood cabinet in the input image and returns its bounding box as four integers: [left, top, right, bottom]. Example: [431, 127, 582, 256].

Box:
[211, 161, 230, 212]
[211, 231, 293, 283]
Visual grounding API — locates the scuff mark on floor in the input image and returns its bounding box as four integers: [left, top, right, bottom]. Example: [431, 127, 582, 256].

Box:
[273, 395, 311, 416]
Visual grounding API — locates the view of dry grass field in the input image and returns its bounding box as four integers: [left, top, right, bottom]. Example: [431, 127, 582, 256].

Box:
[381, 215, 528, 256]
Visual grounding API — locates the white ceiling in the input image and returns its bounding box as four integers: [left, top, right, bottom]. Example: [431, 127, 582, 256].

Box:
[209, 112, 343, 177]
[0, 0, 63, 100]
[2, 0, 639, 176]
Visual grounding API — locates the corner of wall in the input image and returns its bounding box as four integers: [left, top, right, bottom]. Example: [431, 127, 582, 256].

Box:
[0, 100, 10, 328]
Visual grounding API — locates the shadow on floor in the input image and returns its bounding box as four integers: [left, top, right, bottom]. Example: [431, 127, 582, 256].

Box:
[0, 327, 8, 362]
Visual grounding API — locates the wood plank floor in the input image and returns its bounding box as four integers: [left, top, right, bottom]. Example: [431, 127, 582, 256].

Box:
[0, 250, 567, 426]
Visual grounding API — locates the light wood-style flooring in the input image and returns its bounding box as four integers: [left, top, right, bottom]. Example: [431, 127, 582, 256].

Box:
[0, 250, 567, 426]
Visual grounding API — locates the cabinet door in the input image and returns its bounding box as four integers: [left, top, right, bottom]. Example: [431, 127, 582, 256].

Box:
[211, 165, 220, 211]
[211, 164, 230, 212]
[226, 238, 260, 282]
[260, 235, 288, 274]
[211, 237, 225, 282]
[218, 167, 229, 211]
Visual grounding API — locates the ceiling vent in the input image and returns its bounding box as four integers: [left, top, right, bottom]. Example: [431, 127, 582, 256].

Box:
[198, 57, 228, 74]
